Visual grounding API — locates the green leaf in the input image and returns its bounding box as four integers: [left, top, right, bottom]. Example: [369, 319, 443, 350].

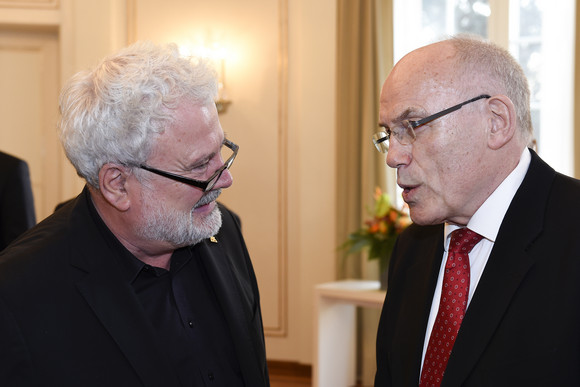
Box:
[374, 194, 391, 217]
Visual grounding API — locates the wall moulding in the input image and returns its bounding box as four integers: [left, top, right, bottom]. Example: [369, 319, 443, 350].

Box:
[265, 0, 289, 338]
[0, 0, 58, 9]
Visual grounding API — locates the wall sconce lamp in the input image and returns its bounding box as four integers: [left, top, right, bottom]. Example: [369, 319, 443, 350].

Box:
[180, 42, 231, 114]
[216, 99, 231, 114]
[215, 56, 231, 114]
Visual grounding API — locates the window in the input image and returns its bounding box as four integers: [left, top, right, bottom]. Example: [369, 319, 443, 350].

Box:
[392, 0, 575, 176]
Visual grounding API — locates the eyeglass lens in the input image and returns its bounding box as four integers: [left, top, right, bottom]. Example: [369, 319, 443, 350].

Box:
[205, 144, 236, 191]
[373, 132, 389, 153]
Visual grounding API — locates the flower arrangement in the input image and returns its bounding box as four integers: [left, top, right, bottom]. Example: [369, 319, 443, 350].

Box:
[341, 187, 412, 275]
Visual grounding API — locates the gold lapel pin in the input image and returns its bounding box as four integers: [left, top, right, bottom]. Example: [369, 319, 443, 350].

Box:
[209, 236, 218, 243]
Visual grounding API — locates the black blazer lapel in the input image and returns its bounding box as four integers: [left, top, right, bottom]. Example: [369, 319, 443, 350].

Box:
[443, 150, 554, 386]
[379, 224, 445, 385]
[196, 237, 268, 386]
[403, 237, 445, 383]
[75, 264, 180, 386]
[68, 191, 180, 386]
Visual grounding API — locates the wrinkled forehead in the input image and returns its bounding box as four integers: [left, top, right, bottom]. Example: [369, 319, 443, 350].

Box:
[150, 101, 222, 155]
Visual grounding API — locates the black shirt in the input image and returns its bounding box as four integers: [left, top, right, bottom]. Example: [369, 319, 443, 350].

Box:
[88, 199, 245, 386]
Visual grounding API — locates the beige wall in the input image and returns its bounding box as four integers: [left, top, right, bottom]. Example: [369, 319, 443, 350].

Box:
[131, 0, 338, 363]
[0, 0, 338, 365]
[0, 0, 130, 218]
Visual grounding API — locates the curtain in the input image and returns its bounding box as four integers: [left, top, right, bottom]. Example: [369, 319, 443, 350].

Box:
[335, 0, 393, 280]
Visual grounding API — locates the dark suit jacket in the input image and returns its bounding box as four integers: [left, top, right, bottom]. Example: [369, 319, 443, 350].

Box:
[0, 188, 269, 387]
[0, 151, 35, 251]
[375, 150, 580, 386]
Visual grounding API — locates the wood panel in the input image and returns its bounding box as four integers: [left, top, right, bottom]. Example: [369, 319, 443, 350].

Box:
[0, 28, 60, 221]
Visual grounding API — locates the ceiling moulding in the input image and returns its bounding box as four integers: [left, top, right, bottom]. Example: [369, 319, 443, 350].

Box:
[0, 0, 58, 9]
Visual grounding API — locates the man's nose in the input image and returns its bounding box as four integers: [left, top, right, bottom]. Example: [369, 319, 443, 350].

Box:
[214, 168, 233, 190]
[386, 139, 411, 169]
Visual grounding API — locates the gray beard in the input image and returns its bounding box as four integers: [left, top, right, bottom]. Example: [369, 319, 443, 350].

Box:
[137, 189, 223, 248]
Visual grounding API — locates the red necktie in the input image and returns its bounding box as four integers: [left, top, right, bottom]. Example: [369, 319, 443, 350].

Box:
[419, 228, 483, 387]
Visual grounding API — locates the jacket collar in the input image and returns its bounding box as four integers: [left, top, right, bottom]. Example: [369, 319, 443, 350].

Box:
[70, 189, 267, 386]
[442, 150, 555, 386]
[69, 188, 181, 385]
[195, 222, 268, 386]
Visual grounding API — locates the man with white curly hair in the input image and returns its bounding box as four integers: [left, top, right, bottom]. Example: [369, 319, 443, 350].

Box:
[0, 41, 269, 387]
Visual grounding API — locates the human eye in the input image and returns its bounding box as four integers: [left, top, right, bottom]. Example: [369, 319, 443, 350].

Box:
[390, 124, 405, 138]
[381, 127, 392, 139]
[188, 158, 211, 175]
[191, 144, 225, 174]
[388, 121, 415, 145]
[194, 161, 210, 169]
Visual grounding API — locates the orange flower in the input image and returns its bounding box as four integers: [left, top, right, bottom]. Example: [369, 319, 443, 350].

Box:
[341, 187, 412, 270]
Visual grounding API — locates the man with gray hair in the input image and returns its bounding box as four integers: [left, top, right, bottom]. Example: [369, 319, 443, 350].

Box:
[0, 41, 269, 387]
[374, 36, 580, 386]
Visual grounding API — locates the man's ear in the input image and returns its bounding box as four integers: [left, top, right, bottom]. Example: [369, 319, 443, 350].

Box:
[487, 95, 517, 150]
[98, 163, 133, 211]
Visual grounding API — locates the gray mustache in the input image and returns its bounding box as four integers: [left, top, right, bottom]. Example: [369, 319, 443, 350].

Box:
[194, 189, 221, 208]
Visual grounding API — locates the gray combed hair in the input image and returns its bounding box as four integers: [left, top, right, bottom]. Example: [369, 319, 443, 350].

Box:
[450, 35, 533, 144]
[58, 41, 218, 188]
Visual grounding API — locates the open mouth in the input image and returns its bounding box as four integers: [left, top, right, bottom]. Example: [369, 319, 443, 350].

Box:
[400, 184, 418, 202]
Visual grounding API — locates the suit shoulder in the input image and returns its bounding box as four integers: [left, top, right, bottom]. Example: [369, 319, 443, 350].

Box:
[0, 151, 23, 164]
[554, 171, 580, 189]
[388, 223, 443, 273]
[544, 172, 580, 220]
[217, 202, 242, 230]
[0, 151, 27, 179]
[215, 202, 252, 262]
[398, 223, 442, 244]
[0, 210, 72, 272]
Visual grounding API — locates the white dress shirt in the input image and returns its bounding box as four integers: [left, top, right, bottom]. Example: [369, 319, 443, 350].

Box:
[420, 148, 532, 373]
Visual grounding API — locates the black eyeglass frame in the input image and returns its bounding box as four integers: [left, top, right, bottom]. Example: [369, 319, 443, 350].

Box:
[139, 139, 239, 192]
[373, 94, 491, 153]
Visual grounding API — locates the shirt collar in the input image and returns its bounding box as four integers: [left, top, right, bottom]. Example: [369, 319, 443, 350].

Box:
[444, 147, 531, 249]
[85, 192, 145, 282]
[85, 189, 192, 282]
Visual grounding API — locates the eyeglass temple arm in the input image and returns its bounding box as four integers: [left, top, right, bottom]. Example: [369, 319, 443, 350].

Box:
[374, 134, 388, 144]
[410, 94, 491, 129]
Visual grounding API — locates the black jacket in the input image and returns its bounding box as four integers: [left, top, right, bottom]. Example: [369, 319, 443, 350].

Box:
[375, 150, 580, 386]
[0, 188, 269, 386]
[0, 151, 35, 251]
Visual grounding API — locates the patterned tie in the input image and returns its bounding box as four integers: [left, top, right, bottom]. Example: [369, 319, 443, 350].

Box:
[419, 228, 483, 387]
